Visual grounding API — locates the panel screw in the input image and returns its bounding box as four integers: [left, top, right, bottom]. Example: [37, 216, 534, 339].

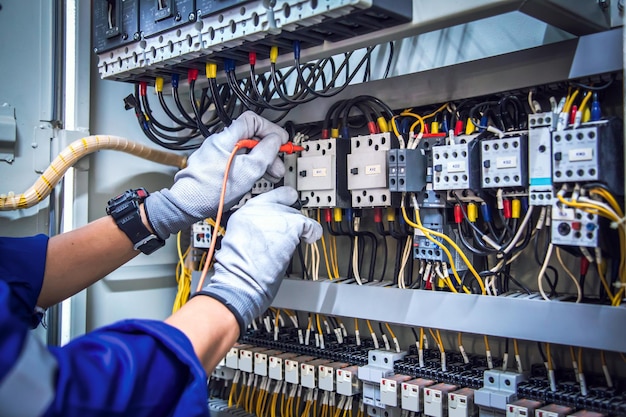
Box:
[189, 12, 196, 21]
[133, 32, 141, 41]
[598, 0, 609, 10]
[175, 13, 181, 21]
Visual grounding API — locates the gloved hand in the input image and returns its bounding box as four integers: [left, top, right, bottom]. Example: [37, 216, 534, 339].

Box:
[196, 187, 322, 334]
[145, 111, 288, 239]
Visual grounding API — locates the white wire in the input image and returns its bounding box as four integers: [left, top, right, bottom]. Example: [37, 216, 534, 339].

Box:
[502, 206, 535, 255]
[538, 243, 555, 301]
[555, 247, 582, 303]
[397, 236, 412, 288]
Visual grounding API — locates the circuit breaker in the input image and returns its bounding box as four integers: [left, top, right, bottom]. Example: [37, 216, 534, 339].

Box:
[93, 0, 139, 53]
[297, 139, 350, 208]
[528, 113, 554, 205]
[138, 0, 196, 38]
[347, 132, 396, 208]
[480, 134, 528, 189]
[432, 135, 480, 192]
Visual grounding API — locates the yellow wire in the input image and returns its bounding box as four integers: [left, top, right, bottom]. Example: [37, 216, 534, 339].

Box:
[228, 381, 238, 408]
[384, 323, 396, 340]
[513, 339, 519, 356]
[546, 343, 553, 370]
[391, 115, 401, 138]
[318, 209, 335, 279]
[597, 262, 615, 302]
[329, 235, 340, 278]
[366, 320, 375, 335]
[419, 328, 424, 350]
[400, 110, 425, 134]
[578, 347, 584, 374]
[563, 88, 580, 113]
[457, 333, 463, 350]
[401, 203, 485, 294]
[484, 335, 491, 352]
[579, 90, 593, 114]
[316, 314, 324, 336]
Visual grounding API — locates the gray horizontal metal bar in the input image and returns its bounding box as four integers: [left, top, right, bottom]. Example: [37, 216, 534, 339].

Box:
[277, 27, 622, 125]
[272, 279, 626, 352]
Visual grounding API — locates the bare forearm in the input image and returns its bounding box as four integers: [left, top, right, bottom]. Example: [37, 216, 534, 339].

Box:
[165, 296, 239, 374]
[37, 205, 153, 308]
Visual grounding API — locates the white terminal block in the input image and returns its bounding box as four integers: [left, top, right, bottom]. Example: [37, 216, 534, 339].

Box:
[284, 355, 315, 385]
[424, 383, 458, 417]
[448, 388, 476, 417]
[269, 352, 298, 381]
[507, 399, 544, 417]
[239, 347, 266, 373]
[401, 378, 435, 412]
[254, 349, 281, 377]
[301, 359, 331, 389]
[337, 366, 361, 396]
[319, 362, 349, 392]
[212, 364, 236, 381]
[226, 344, 250, 369]
[536, 404, 574, 417]
[347, 132, 393, 208]
[380, 375, 412, 407]
[475, 370, 525, 411]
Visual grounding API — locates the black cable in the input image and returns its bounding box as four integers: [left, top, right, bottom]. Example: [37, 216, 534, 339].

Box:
[297, 243, 310, 281]
[571, 75, 615, 91]
[189, 79, 213, 138]
[157, 90, 198, 129]
[383, 41, 394, 79]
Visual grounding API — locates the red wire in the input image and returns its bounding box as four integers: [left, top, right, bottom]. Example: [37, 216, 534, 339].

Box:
[196, 144, 242, 292]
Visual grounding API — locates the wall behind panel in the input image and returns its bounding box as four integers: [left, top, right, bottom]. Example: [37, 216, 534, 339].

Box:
[87, 63, 181, 330]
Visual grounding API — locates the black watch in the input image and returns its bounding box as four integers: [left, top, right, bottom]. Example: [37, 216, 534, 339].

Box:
[106, 188, 165, 255]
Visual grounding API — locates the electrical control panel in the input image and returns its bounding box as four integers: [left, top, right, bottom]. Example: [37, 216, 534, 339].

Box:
[551, 199, 599, 247]
[528, 113, 554, 205]
[432, 135, 480, 192]
[297, 139, 350, 208]
[347, 132, 396, 208]
[480, 134, 528, 189]
[93, 0, 140, 54]
[551, 121, 624, 191]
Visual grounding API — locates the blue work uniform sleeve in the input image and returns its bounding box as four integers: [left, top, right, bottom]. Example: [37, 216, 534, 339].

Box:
[0, 235, 49, 328]
[44, 319, 210, 417]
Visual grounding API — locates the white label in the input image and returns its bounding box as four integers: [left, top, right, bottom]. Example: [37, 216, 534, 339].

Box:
[568, 148, 593, 162]
[312, 168, 327, 177]
[365, 164, 382, 175]
[496, 156, 518, 169]
[447, 161, 466, 173]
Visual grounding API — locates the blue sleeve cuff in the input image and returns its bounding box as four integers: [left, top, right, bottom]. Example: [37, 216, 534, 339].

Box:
[0, 235, 49, 327]
[46, 319, 209, 417]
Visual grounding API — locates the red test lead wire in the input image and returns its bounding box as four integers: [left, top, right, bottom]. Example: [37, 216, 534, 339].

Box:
[237, 139, 305, 154]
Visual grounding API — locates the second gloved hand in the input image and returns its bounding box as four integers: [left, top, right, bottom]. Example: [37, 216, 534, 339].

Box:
[145, 111, 288, 239]
[196, 187, 322, 334]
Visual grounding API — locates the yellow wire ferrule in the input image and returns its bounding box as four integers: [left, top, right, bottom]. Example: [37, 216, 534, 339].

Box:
[465, 118, 475, 135]
[376, 117, 389, 133]
[270, 46, 279, 64]
[512, 199, 521, 219]
[330, 128, 340, 138]
[386, 208, 396, 222]
[333, 208, 343, 222]
[467, 203, 478, 223]
[431, 121, 439, 134]
[206, 63, 217, 79]
[155, 77, 164, 93]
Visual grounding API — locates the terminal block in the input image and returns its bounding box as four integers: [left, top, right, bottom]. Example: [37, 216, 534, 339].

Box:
[225, 343, 251, 369]
[528, 113, 554, 205]
[388, 149, 427, 192]
[401, 378, 436, 412]
[535, 404, 574, 417]
[239, 347, 267, 373]
[269, 352, 299, 381]
[319, 362, 349, 392]
[337, 366, 361, 396]
[480, 134, 529, 189]
[347, 132, 397, 208]
[506, 399, 544, 417]
[475, 370, 526, 415]
[424, 383, 458, 417]
[551, 199, 599, 248]
[254, 349, 281, 377]
[251, 178, 274, 195]
[284, 355, 316, 385]
[551, 120, 624, 192]
[381, 375, 412, 407]
[359, 349, 408, 408]
[432, 135, 480, 192]
[449, 388, 477, 417]
[297, 138, 351, 208]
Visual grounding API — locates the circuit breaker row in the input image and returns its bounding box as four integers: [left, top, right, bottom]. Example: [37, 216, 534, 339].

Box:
[93, 0, 412, 81]
[212, 332, 619, 417]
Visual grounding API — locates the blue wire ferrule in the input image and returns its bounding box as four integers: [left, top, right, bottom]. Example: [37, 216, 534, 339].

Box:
[479, 115, 489, 132]
[346, 208, 354, 224]
[441, 116, 449, 134]
[293, 40, 301, 60]
[224, 59, 236, 72]
[400, 117, 411, 136]
[171, 73, 179, 88]
[341, 126, 350, 139]
[591, 92, 601, 121]
[521, 197, 529, 213]
[480, 203, 492, 223]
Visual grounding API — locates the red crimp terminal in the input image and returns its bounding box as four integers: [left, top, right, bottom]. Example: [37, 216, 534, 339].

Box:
[367, 121, 378, 135]
[455, 120, 464, 136]
[249, 51, 257, 66]
[139, 81, 148, 96]
[188, 69, 199, 81]
[324, 208, 332, 223]
[321, 129, 329, 140]
[454, 205, 463, 224]
[503, 199, 512, 219]
[580, 256, 590, 276]
[374, 208, 383, 223]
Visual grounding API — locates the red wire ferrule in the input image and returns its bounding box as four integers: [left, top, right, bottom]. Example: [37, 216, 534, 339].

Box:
[139, 81, 148, 96]
[503, 199, 512, 219]
[188, 69, 199, 81]
[249, 51, 257, 66]
[374, 208, 383, 223]
[454, 205, 463, 224]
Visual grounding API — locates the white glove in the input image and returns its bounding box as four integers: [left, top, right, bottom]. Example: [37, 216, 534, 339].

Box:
[145, 111, 288, 239]
[196, 187, 322, 334]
